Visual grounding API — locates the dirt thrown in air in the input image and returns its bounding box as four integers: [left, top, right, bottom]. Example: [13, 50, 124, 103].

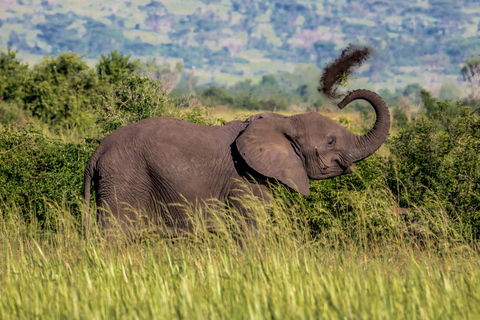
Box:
[318, 44, 374, 99]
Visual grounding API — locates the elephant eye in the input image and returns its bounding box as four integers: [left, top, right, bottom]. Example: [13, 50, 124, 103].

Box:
[327, 136, 336, 146]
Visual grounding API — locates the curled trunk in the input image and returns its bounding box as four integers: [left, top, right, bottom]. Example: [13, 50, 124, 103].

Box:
[338, 89, 390, 162]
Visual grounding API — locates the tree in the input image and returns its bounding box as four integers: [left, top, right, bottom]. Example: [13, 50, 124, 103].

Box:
[97, 50, 140, 83]
[0, 48, 30, 102]
[24, 52, 101, 126]
[462, 56, 480, 99]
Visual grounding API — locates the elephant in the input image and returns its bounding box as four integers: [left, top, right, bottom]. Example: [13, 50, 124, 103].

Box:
[84, 89, 390, 237]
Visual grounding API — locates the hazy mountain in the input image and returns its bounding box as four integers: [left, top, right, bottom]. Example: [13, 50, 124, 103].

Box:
[1, 0, 479, 88]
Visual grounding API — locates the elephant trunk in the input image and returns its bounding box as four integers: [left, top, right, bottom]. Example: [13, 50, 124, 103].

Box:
[338, 89, 390, 162]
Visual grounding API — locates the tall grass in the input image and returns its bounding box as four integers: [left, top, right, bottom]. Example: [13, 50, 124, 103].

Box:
[1, 187, 479, 319]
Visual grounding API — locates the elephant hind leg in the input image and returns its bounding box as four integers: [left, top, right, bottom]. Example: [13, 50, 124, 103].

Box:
[96, 194, 152, 241]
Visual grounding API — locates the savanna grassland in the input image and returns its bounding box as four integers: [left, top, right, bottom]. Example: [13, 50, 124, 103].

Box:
[1, 49, 480, 319]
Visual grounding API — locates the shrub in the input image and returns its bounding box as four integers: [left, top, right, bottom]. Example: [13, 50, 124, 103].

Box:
[0, 128, 96, 226]
[0, 102, 28, 129]
[0, 47, 31, 102]
[233, 93, 262, 110]
[96, 74, 174, 133]
[200, 86, 234, 107]
[385, 103, 480, 236]
[392, 106, 409, 128]
[420, 89, 459, 119]
[23, 52, 101, 127]
[301, 155, 386, 235]
[259, 95, 288, 112]
[97, 49, 140, 83]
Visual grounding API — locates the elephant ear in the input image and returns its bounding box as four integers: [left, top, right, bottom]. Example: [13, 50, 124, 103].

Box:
[236, 117, 310, 196]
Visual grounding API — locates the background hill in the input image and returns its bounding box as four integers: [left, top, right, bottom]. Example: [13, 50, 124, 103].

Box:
[1, 0, 480, 91]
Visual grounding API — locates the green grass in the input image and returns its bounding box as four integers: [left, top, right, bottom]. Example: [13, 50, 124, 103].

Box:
[1, 189, 479, 319]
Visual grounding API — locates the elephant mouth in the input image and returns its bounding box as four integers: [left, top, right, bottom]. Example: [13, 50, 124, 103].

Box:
[317, 160, 353, 179]
[319, 167, 353, 179]
[337, 160, 353, 175]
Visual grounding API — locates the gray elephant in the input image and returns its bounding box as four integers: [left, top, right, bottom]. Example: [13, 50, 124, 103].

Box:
[84, 89, 390, 237]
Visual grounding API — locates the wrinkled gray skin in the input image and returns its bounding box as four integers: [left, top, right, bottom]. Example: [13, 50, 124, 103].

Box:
[84, 89, 390, 237]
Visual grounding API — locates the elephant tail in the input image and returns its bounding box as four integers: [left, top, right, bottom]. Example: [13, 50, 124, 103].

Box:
[83, 156, 96, 240]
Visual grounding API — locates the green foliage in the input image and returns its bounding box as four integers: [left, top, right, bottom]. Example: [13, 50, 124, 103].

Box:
[403, 83, 423, 105]
[0, 47, 30, 102]
[97, 49, 140, 83]
[0, 128, 95, 226]
[200, 87, 272, 111]
[420, 89, 439, 117]
[199, 71, 310, 111]
[462, 56, 480, 74]
[0, 102, 27, 129]
[97, 74, 224, 134]
[201, 86, 234, 107]
[438, 82, 463, 101]
[420, 89, 460, 119]
[23, 52, 100, 127]
[261, 74, 276, 86]
[378, 88, 406, 108]
[182, 106, 227, 126]
[96, 74, 174, 133]
[0, 49, 166, 131]
[386, 104, 480, 235]
[392, 106, 409, 128]
[293, 155, 386, 236]
[259, 95, 288, 112]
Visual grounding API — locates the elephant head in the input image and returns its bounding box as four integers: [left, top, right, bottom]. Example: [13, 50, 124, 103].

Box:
[236, 89, 390, 196]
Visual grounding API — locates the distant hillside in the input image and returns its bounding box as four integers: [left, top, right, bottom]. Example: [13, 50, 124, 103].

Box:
[1, 0, 480, 88]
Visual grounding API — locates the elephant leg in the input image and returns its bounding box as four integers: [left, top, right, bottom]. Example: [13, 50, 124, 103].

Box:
[227, 181, 272, 244]
[96, 203, 138, 240]
[96, 189, 152, 240]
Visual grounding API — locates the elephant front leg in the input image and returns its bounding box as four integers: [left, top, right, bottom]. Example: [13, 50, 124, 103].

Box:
[227, 181, 272, 245]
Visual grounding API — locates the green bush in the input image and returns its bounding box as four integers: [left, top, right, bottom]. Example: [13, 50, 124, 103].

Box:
[290, 155, 386, 237]
[0, 102, 27, 129]
[259, 95, 288, 112]
[386, 103, 480, 236]
[0, 128, 95, 226]
[0, 48, 30, 103]
[420, 89, 460, 119]
[96, 74, 175, 134]
[23, 52, 101, 127]
[0, 49, 148, 131]
[232, 93, 262, 110]
[392, 106, 409, 128]
[200, 86, 234, 107]
[97, 49, 140, 83]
